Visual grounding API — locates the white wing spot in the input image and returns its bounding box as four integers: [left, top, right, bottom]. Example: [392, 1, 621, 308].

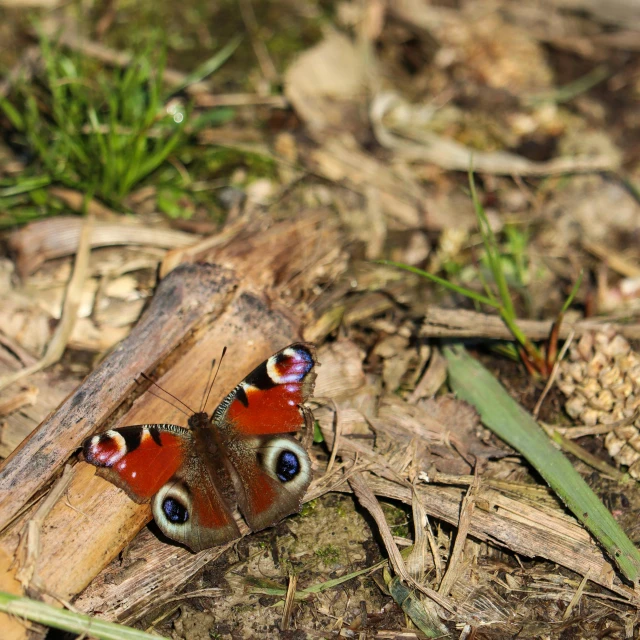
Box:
[267, 356, 283, 383]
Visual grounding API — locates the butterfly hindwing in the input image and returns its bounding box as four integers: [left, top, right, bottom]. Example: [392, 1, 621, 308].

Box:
[150, 439, 240, 552]
[224, 434, 313, 531]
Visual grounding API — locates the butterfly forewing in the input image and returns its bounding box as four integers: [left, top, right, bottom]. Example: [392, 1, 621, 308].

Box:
[215, 343, 317, 436]
[83, 423, 240, 551]
[82, 425, 189, 502]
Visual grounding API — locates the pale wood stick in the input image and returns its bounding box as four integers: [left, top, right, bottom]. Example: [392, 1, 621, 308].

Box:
[421, 307, 640, 341]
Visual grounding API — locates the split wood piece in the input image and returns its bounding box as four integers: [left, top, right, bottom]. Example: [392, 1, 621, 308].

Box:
[73, 528, 234, 624]
[0, 210, 343, 639]
[421, 307, 640, 341]
[0, 291, 306, 640]
[160, 208, 344, 285]
[0, 264, 238, 534]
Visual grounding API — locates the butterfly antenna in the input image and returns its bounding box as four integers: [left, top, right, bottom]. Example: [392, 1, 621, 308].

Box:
[141, 386, 192, 419]
[140, 373, 197, 414]
[200, 357, 217, 412]
[202, 346, 227, 413]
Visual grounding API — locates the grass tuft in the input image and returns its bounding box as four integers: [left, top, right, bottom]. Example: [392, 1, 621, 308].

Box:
[381, 169, 582, 376]
[1, 34, 186, 204]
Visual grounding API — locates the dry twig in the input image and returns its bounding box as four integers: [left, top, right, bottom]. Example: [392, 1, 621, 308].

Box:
[533, 329, 575, 419]
[348, 472, 457, 614]
[0, 215, 94, 393]
[281, 574, 298, 631]
[422, 307, 640, 341]
[438, 476, 478, 597]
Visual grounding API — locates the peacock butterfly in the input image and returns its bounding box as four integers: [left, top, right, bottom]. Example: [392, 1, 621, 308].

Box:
[81, 343, 317, 552]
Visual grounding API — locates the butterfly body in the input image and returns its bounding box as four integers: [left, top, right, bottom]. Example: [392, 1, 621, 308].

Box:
[82, 343, 317, 552]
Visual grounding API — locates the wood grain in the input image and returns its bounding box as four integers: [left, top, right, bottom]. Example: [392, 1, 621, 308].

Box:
[367, 476, 638, 603]
[15, 292, 297, 595]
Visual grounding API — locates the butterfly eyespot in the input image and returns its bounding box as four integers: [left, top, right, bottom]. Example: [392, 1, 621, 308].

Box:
[275, 450, 300, 483]
[163, 497, 189, 524]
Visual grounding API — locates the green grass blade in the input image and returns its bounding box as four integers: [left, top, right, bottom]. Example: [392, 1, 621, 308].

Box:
[166, 36, 242, 97]
[387, 577, 448, 638]
[444, 345, 640, 584]
[475, 261, 499, 305]
[301, 559, 387, 595]
[0, 98, 25, 130]
[0, 175, 51, 197]
[134, 127, 185, 186]
[0, 591, 165, 639]
[468, 169, 516, 319]
[378, 260, 500, 308]
[561, 269, 584, 315]
[249, 559, 387, 599]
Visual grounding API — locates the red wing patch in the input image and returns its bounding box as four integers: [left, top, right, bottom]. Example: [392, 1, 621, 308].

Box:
[191, 483, 236, 529]
[246, 469, 277, 516]
[219, 343, 317, 437]
[82, 425, 189, 502]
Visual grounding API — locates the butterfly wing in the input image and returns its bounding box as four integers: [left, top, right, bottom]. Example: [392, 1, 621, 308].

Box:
[82, 424, 240, 552]
[225, 433, 313, 531]
[214, 342, 317, 436]
[213, 343, 317, 531]
[82, 424, 188, 502]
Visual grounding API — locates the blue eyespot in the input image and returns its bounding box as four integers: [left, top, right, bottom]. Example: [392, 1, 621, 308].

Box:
[163, 497, 189, 524]
[276, 450, 300, 482]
